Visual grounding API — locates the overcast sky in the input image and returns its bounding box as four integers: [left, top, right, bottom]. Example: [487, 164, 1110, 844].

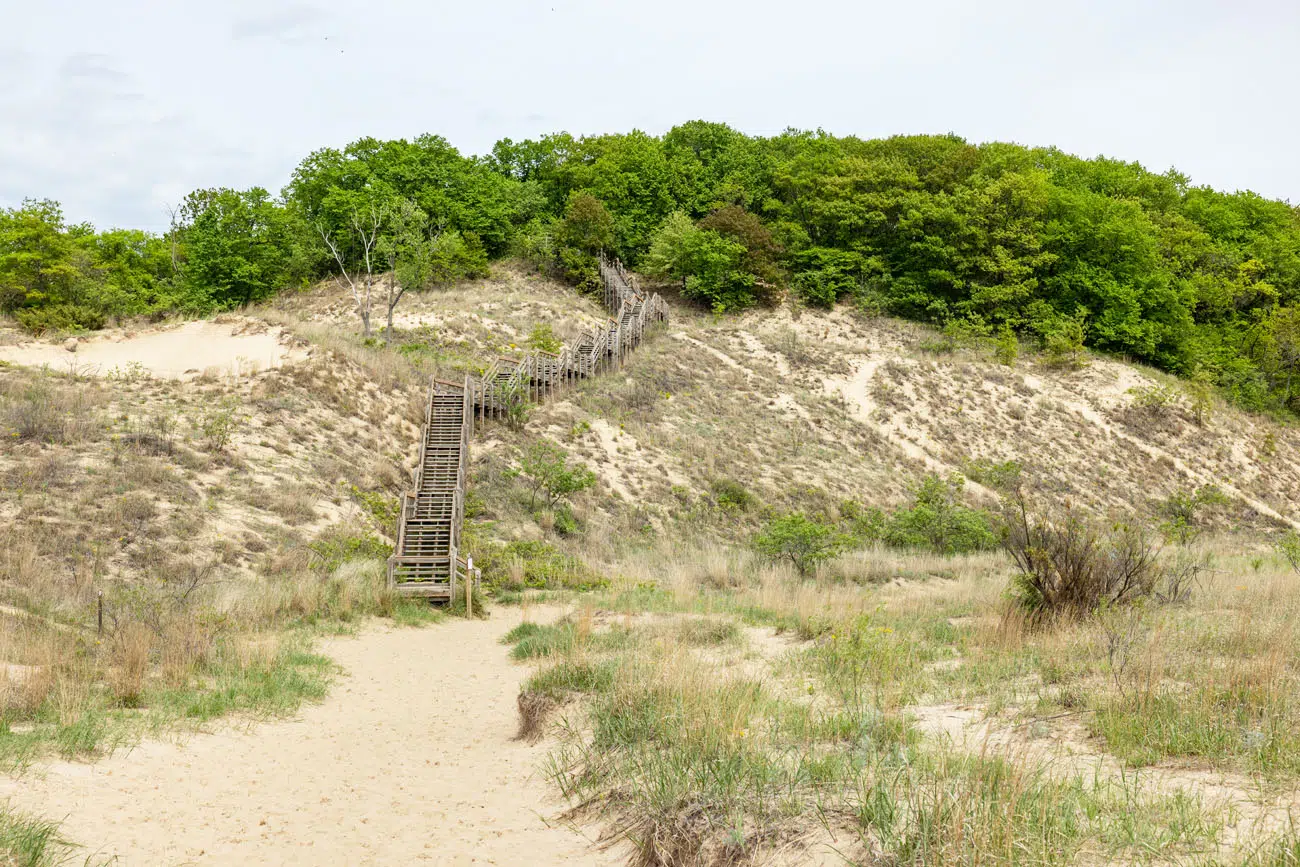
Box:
[2, 0, 1296, 233]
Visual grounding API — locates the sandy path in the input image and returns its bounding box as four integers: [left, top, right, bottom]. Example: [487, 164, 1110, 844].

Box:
[0, 609, 619, 867]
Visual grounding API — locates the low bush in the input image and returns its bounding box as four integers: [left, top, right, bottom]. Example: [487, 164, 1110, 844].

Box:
[14, 303, 105, 335]
[525, 323, 563, 354]
[510, 442, 596, 509]
[753, 512, 844, 576]
[1158, 484, 1229, 542]
[305, 529, 392, 575]
[1004, 491, 1198, 622]
[883, 475, 999, 555]
[1040, 318, 1087, 370]
[1128, 383, 1181, 411]
[1278, 531, 1300, 575]
[191, 397, 242, 451]
[709, 477, 754, 512]
[476, 540, 605, 591]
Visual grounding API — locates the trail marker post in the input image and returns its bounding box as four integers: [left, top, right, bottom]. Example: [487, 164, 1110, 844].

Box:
[465, 556, 474, 617]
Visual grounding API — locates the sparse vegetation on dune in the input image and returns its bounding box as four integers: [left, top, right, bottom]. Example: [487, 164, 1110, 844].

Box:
[504, 532, 1300, 864]
[0, 309, 455, 778]
[4, 259, 1300, 864]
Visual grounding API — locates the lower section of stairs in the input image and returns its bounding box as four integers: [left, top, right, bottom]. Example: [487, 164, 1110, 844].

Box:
[388, 257, 664, 605]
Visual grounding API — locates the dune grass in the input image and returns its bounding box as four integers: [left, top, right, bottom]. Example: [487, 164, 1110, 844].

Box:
[508, 610, 1234, 866]
[0, 805, 70, 867]
[498, 533, 1300, 864]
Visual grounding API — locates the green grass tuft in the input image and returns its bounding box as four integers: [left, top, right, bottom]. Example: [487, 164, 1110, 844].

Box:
[0, 806, 69, 867]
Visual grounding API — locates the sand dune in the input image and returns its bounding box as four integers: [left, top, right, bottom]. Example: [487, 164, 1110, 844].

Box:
[0, 320, 304, 379]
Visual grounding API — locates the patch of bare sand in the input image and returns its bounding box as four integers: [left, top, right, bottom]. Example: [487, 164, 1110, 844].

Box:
[0, 320, 305, 380]
[0, 608, 619, 867]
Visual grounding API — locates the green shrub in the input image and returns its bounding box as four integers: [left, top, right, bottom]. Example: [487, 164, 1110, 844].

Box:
[994, 323, 1019, 366]
[1158, 484, 1229, 543]
[921, 316, 992, 354]
[14, 303, 105, 335]
[349, 486, 399, 530]
[556, 246, 600, 293]
[884, 475, 998, 555]
[709, 478, 754, 512]
[510, 218, 557, 271]
[307, 530, 392, 574]
[510, 442, 596, 508]
[551, 503, 581, 537]
[526, 322, 563, 354]
[1003, 492, 1199, 621]
[1185, 371, 1215, 426]
[1041, 318, 1087, 370]
[192, 397, 242, 451]
[754, 512, 844, 576]
[840, 500, 887, 543]
[477, 540, 605, 591]
[1129, 383, 1180, 411]
[1278, 532, 1300, 575]
[791, 269, 840, 308]
[960, 459, 1023, 493]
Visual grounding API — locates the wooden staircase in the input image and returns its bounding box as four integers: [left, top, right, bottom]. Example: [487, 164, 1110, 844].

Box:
[388, 256, 668, 601]
[387, 378, 476, 601]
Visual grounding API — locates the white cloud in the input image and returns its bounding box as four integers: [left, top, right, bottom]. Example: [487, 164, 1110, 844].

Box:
[231, 4, 327, 44]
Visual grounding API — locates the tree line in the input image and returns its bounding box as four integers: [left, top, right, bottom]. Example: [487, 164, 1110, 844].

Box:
[3, 122, 1299, 411]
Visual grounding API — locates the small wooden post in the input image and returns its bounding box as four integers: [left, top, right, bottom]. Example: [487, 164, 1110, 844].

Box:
[97, 591, 103, 636]
[465, 556, 473, 618]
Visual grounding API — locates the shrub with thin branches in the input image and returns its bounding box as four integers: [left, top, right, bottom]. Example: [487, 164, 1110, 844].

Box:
[1003, 491, 1188, 622]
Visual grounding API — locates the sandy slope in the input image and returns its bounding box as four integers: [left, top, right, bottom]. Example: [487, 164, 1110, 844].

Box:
[0, 609, 618, 867]
[0, 320, 303, 379]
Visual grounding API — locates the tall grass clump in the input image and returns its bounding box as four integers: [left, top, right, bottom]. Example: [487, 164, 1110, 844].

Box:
[858, 750, 1222, 864]
[0, 372, 103, 444]
[546, 648, 800, 865]
[0, 806, 69, 867]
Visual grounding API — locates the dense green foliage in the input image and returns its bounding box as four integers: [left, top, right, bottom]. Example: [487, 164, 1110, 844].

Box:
[508, 442, 597, 510]
[0, 200, 173, 333]
[837, 474, 1000, 557]
[880, 475, 999, 555]
[6, 122, 1300, 411]
[753, 512, 844, 575]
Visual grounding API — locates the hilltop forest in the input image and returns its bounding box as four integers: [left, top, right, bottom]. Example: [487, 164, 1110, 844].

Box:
[3, 122, 1300, 413]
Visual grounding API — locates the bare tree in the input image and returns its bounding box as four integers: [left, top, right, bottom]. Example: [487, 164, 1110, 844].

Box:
[317, 203, 383, 337]
[163, 202, 182, 276]
[378, 199, 433, 343]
